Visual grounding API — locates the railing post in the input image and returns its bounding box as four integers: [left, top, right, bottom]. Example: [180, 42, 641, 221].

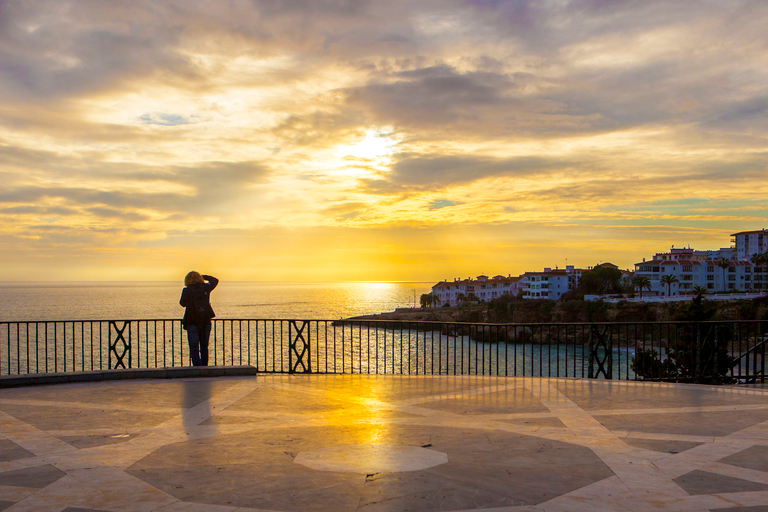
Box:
[588, 325, 612, 379]
[109, 321, 131, 369]
[289, 320, 311, 374]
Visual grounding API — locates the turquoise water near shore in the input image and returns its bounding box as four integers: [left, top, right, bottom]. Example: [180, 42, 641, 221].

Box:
[0, 281, 435, 322]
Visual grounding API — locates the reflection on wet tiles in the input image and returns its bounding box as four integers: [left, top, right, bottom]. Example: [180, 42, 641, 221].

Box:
[0, 439, 35, 462]
[58, 433, 140, 450]
[0, 465, 66, 488]
[0, 404, 175, 431]
[595, 409, 768, 437]
[674, 469, 768, 495]
[129, 463, 364, 512]
[620, 437, 703, 454]
[127, 425, 612, 511]
[420, 387, 547, 414]
[500, 416, 565, 428]
[222, 386, 351, 414]
[719, 445, 768, 473]
[555, 380, 768, 411]
[286, 375, 500, 403]
[1, 375, 768, 511]
[201, 407, 418, 426]
[0, 379, 238, 409]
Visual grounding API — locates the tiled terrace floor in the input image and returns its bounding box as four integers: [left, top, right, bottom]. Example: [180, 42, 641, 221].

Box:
[0, 375, 767, 511]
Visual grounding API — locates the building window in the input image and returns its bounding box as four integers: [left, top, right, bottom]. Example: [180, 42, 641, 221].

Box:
[707, 275, 714, 281]
[707, 283, 714, 289]
[708, 265, 714, 272]
[682, 275, 692, 281]
[729, 275, 736, 281]
[683, 265, 692, 272]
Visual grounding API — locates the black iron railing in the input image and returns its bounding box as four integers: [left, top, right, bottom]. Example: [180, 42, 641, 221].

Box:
[0, 319, 765, 383]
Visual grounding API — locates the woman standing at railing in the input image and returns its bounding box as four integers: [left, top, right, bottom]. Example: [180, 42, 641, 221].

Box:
[180, 272, 219, 366]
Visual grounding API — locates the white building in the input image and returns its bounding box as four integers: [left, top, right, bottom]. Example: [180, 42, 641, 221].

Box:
[733, 229, 768, 262]
[520, 266, 581, 300]
[432, 275, 523, 307]
[432, 265, 582, 305]
[633, 231, 768, 296]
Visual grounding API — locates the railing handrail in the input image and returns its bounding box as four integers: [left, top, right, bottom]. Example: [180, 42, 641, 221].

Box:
[2, 318, 767, 326]
[2, 318, 765, 383]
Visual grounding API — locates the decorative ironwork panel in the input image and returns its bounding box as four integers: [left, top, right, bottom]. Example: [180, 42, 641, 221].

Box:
[109, 321, 131, 369]
[289, 320, 311, 373]
[588, 325, 612, 379]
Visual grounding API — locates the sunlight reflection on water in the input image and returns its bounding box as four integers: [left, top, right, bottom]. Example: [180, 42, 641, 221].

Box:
[0, 281, 435, 321]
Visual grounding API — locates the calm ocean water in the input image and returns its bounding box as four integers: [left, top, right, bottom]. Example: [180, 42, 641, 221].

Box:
[0, 281, 435, 322]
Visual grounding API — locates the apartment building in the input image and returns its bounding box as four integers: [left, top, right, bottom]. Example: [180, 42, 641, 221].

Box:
[432, 274, 523, 307]
[432, 266, 582, 305]
[733, 229, 768, 262]
[519, 266, 582, 300]
[633, 231, 768, 296]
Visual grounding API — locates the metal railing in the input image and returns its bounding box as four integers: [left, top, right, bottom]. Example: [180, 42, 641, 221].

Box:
[0, 319, 765, 383]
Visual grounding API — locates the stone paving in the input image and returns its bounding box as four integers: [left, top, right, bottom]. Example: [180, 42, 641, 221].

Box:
[0, 375, 767, 511]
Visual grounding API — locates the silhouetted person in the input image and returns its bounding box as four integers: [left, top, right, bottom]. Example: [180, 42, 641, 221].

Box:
[180, 271, 218, 366]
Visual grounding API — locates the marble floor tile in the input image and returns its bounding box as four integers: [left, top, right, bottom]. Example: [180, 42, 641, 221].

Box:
[0, 375, 766, 511]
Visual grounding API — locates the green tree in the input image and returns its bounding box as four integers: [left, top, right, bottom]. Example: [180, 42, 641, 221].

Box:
[717, 257, 731, 292]
[751, 251, 768, 291]
[691, 285, 708, 298]
[660, 274, 679, 297]
[632, 275, 652, 299]
[631, 296, 735, 383]
[577, 265, 623, 295]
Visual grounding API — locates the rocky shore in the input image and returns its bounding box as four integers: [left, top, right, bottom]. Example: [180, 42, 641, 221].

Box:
[342, 296, 768, 324]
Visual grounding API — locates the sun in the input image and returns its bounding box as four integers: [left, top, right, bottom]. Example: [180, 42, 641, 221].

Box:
[336, 128, 399, 161]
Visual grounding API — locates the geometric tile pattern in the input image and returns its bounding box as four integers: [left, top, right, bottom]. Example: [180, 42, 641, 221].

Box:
[673, 469, 768, 495]
[0, 376, 765, 511]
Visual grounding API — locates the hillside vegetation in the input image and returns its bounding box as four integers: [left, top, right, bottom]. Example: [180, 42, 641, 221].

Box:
[357, 295, 768, 324]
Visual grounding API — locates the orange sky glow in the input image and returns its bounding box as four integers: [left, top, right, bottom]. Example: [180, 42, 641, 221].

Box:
[1, 1, 767, 282]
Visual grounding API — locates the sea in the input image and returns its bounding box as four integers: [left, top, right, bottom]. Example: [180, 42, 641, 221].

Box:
[0, 281, 436, 322]
[1, 281, 639, 379]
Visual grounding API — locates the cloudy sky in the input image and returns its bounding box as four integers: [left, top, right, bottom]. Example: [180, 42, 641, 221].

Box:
[1, 0, 767, 282]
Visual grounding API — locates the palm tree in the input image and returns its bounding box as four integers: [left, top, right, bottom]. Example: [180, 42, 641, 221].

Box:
[692, 285, 708, 298]
[751, 251, 768, 292]
[716, 257, 731, 292]
[632, 275, 651, 299]
[420, 293, 433, 308]
[660, 274, 679, 297]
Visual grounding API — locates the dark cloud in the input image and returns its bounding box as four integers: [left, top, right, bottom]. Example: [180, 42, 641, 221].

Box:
[364, 154, 569, 193]
[0, 156, 273, 218]
[0, 205, 78, 216]
[0, 1, 195, 102]
[347, 65, 521, 126]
